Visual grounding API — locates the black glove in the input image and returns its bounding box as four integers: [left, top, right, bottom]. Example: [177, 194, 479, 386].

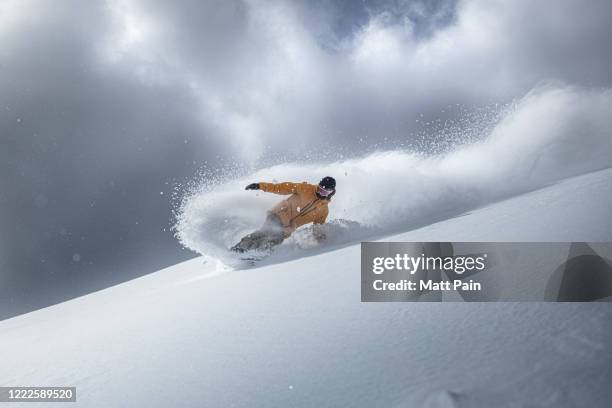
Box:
[245, 183, 260, 190]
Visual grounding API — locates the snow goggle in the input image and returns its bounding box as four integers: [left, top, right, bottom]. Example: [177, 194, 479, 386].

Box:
[317, 185, 334, 197]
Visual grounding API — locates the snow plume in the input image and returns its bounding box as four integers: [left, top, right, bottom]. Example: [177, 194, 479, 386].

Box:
[175, 85, 612, 259]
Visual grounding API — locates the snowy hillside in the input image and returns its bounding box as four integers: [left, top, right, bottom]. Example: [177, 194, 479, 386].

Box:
[1, 168, 611, 407]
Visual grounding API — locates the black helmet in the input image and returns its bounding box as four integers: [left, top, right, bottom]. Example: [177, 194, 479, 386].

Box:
[319, 176, 336, 190]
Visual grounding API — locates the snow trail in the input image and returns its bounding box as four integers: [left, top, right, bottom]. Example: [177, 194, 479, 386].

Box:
[175, 84, 612, 261]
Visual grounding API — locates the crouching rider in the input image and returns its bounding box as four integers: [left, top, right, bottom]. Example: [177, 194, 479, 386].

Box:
[231, 176, 336, 253]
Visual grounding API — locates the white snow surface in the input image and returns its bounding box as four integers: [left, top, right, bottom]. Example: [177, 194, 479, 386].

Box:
[1, 168, 611, 407]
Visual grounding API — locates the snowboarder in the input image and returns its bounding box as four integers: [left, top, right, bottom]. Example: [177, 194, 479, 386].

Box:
[230, 176, 336, 253]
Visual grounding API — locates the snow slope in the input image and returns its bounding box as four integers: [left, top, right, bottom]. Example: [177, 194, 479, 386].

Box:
[1, 168, 611, 407]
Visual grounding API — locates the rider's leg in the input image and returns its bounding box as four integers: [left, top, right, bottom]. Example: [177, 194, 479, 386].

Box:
[231, 213, 287, 252]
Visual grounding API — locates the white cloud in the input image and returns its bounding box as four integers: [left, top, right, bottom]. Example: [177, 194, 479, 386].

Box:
[6, 0, 612, 163]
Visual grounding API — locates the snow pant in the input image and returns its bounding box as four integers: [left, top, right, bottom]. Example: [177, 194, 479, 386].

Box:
[231, 213, 287, 253]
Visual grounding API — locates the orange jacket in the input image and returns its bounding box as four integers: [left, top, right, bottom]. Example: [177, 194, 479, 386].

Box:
[259, 182, 330, 235]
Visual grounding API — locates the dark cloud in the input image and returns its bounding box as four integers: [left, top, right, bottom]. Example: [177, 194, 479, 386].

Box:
[0, 0, 228, 318]
[1, 0, 611, 318]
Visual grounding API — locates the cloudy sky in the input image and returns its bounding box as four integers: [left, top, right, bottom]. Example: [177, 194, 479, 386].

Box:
[1, 0, 611, 318]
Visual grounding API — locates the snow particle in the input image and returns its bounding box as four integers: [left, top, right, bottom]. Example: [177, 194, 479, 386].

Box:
[72, 253, 81, 262]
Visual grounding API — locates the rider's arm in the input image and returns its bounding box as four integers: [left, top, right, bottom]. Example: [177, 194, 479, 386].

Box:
[312, 207, 329, 242]
[259, 182, 302, 195]
[313, 207, 329, 225]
